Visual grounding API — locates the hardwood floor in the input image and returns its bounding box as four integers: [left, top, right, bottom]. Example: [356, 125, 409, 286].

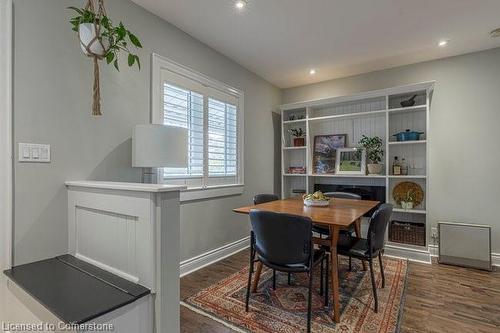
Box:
[180, 250, 500, 333]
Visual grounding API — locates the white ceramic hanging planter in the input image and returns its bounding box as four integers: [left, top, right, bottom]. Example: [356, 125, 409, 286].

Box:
[79, 23, 109, 57]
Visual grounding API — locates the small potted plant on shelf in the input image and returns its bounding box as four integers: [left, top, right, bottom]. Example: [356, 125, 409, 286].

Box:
[358, 135, 384, 174]
[289, 128, 305, 147]
[400, 189, 416, 210]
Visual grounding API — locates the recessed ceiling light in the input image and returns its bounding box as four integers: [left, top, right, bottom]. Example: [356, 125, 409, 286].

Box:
[235, 0, 247, 10]
[309, 69, 316, 75]
[438, 39, 449, 47]
[490, 28, 500, 38]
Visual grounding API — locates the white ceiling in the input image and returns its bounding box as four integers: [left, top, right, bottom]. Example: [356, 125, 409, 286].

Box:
[132, 0, 500, 88]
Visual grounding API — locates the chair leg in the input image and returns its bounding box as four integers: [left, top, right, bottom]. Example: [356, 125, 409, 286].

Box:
[368, 259, 378, 313]
[307, 268, 314, 333]
[272, 270, 276, 290]
[245, 250, 255, 312]
[348, 256, 352, 271]
[320, 258, 324, 296]
[288, 273, 291, 285]
[324, 254, 329, 307]
[379, 253, 385, 288]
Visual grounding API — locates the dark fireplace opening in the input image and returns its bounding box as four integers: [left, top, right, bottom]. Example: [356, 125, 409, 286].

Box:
[313, 184, 385, 217]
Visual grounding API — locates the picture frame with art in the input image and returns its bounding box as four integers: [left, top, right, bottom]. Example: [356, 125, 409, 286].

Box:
[335, 148, 366, 175]
[312, 134, 347, 174]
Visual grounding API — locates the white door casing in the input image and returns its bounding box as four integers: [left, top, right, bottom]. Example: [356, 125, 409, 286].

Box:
[0, 0, 13, 270]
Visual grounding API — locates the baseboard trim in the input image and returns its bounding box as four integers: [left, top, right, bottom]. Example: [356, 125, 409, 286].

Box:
[180, 237, 250, 277]
[428, 245, 500, 267]
[385, 244, 431, 264]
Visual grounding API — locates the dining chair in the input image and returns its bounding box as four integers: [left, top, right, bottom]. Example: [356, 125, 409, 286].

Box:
[313, 192, 362, 270]
[246, 210, 329, 333]
[253, 194, 279, 205]
[336, 203, 393, 313]
[253, 194, 290, 285]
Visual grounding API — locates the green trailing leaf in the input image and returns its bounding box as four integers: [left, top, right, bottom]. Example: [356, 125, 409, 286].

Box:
[128, 32, 142, 48]
[67, 6, 83, 15]
[128, 54, 135, 67]
[114, 59, 120, 71]
[106, 52, 115, 64]
[134, 55, 141, 69]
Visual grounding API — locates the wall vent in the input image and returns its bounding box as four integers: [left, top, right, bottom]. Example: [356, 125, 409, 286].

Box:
[438, 222, 492, 271]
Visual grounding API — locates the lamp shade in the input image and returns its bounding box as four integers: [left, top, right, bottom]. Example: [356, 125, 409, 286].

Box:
[132, 124, 188, 168]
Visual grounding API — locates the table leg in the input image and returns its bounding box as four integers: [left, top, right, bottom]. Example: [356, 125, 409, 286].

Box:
[354, 218, 368, 271]
[330, 225, 340, 323]
[252, 261, 263, 293]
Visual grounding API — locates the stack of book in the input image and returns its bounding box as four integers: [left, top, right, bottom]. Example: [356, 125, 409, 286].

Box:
[288, 167, 306, 174]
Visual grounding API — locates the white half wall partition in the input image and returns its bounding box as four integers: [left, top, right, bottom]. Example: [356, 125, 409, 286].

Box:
[0, 0, 13, 271]
[66, 181, 186, 333]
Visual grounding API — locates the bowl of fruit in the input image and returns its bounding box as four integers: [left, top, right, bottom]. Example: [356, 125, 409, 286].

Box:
[303, 191, 330, 207]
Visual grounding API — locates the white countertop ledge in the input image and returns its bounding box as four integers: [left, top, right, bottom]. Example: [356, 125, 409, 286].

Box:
[65, 181, 187, 193]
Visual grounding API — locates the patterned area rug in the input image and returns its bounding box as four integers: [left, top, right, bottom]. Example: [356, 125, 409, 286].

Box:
[182, 256, 408, 333]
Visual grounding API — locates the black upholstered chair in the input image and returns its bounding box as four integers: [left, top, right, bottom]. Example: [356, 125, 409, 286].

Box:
[246, 210, 329, 333]
[337, 203, 393, 312]
[253, 194, 290, 284]
[253, 194, 279, 205]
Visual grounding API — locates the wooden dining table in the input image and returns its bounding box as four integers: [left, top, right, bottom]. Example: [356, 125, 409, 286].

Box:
[233, 196, 380, 323]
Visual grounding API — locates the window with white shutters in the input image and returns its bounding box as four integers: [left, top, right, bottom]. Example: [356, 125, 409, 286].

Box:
[154, 56, 243, 191]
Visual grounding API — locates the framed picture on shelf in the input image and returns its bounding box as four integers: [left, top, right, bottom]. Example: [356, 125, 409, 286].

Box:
[335, 148, 366, 175]
[312, 134, 347, 174]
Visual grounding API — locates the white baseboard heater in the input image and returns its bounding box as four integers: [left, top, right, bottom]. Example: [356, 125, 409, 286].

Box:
[438, 222, 492, 271]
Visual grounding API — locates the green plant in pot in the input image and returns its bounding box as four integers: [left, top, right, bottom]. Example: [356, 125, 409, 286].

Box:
[400, 189, 416, 210]
[358, 135, 384, 174]
[289, 128, 305, 147]
[68, 1, 142, 115]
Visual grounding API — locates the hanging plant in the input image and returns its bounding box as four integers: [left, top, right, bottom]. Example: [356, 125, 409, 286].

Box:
[68, 0, 143, 116]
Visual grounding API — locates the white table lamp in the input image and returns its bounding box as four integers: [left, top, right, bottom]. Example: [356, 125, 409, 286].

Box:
[133, 124, 188, 183]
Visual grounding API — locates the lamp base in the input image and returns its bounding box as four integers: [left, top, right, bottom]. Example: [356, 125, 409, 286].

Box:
[141, 168, 158, 184]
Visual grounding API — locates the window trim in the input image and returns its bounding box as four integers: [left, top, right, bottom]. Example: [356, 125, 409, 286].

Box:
[151, 53, 244, 197]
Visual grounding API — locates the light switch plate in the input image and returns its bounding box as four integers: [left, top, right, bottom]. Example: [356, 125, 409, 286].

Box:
[18, 143, 51, 163]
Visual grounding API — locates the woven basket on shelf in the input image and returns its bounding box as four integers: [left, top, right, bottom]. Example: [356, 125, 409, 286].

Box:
[389, 221, 425, 246]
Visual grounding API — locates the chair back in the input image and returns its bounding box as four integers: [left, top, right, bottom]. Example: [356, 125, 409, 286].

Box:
[249, 210, 312, 266]
[253, 194, 279, 205]
[324, 192, 362, 200]
[367, 203, 393, 253]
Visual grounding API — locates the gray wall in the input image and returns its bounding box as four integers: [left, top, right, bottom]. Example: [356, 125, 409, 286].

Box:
[13, 0, 281, 265]
[283, 47, 500, 254]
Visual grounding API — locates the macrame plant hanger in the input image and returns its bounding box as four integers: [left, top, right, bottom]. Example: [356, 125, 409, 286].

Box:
[78, 0, 109, 116]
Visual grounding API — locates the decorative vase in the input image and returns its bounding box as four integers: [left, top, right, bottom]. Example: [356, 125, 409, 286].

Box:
[293, 137, 305, 147]
[79, 23, 109, 57]
[367, 163, 383, 175]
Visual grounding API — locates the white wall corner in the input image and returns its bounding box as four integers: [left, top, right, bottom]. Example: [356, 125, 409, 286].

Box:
[180, 236, 250, 277]
[0, 0, 13, 270]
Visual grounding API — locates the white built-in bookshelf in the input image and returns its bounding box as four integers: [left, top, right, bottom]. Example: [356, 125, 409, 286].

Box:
[279, 82, 434, 260]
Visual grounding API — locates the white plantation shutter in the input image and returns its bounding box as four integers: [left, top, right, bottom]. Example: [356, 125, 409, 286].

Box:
[163, 83, 204, 177]
[157, 64, 243, 189]
[208, 98, 238, 177]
